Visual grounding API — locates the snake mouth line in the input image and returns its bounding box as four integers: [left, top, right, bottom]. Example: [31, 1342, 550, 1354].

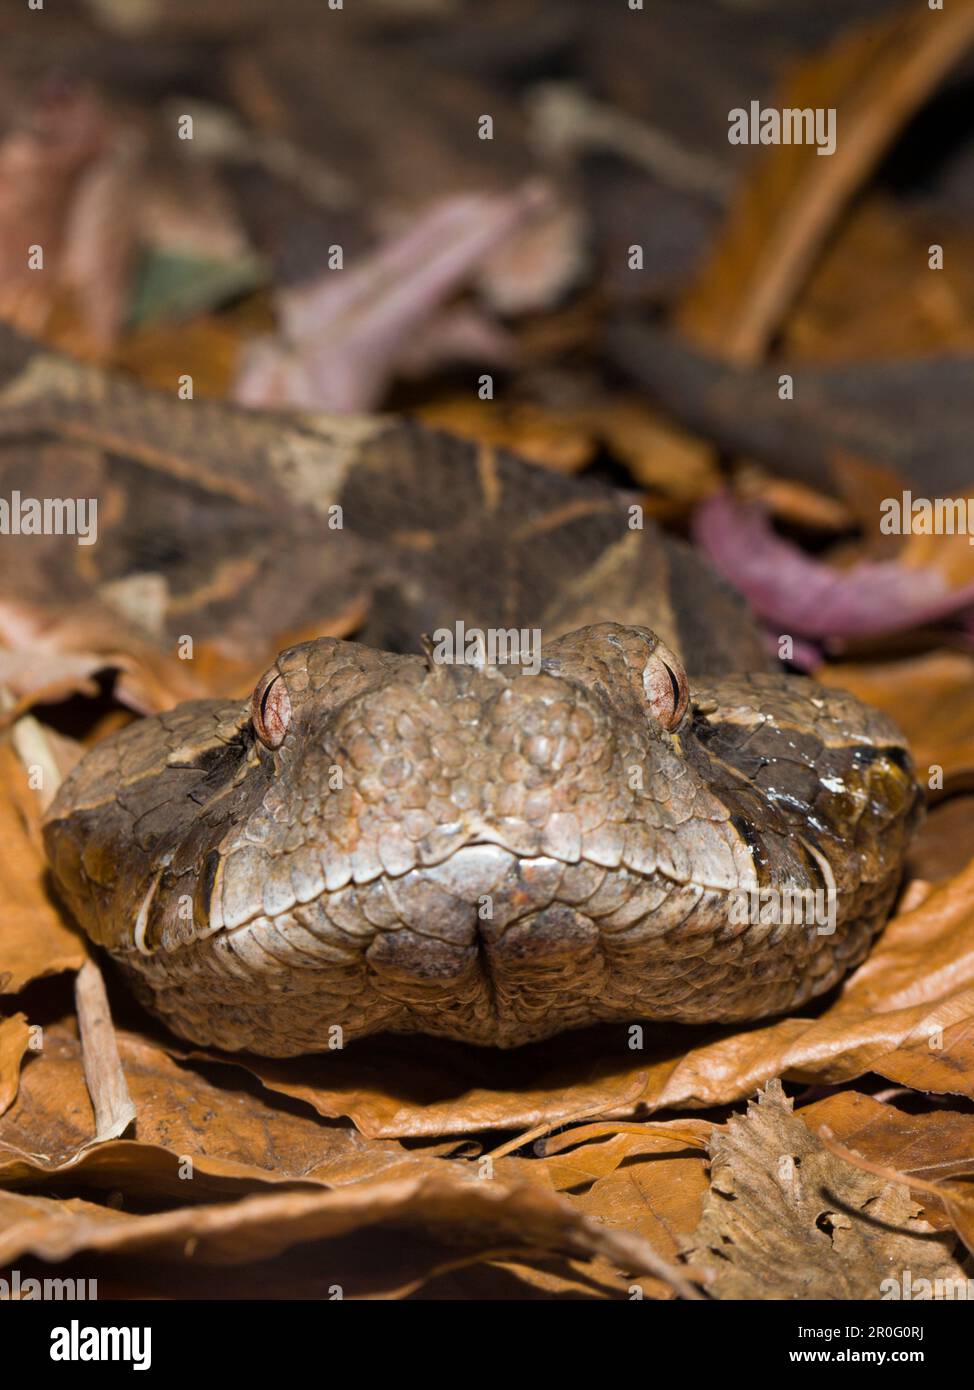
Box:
[123, 829, 843, 958]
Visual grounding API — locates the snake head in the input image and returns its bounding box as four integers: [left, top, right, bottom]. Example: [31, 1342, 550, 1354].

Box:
[43, 622, 922, 1053]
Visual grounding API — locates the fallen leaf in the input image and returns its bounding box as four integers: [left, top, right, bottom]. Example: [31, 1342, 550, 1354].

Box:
[173, 1032, 658, 1141]
[818, 1126, 974, 1259]
[594, 400, 719, 503]
[233, 184, 550, 412]
[798, 1089, 974, 1233]
[73, 960, 135, 1145]
[0, 647, 106, 719]
[541, 1117, 712, 1300]
[677, 1, 974, 363]
[416, 397, 596, 474]
[0, 1014, 29, 1118]
[784, 196, 974, 361]
[908, 797, 974, 884]
[692, 490, 974, 642]
[0, 1169, 699, 1296]
[735, 464, 854, 533]
[683, 1080, 964, 1298]
[0, 1023, 442, 1199]
[0, 743, 86, 993]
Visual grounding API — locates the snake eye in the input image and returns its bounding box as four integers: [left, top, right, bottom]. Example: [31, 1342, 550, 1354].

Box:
[251, 670, 291, 749]
[642, 643, 689, 732]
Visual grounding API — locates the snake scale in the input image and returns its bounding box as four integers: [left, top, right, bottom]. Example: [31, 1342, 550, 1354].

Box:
[0, 329, 920, 1054]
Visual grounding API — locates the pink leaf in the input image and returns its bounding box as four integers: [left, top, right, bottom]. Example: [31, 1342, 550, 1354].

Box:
[693, 491, 974, 642]
[233, 182, 552, 413]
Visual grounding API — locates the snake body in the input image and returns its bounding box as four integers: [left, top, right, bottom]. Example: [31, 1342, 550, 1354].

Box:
[3, 331, 919, 1054]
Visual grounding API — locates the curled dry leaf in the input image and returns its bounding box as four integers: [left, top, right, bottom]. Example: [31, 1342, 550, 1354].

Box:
[800, 1089, 974, 1267]
[73, 960, 136, 1145]
[0, 1014, 29, 1118]
[417, 394, 719, 501]
[0, 1023, 445, 1199]
[693, 491, 974, 643]
[683, 1080, 965, 1299]
[597, 404, 718, 504]
[0, 1166, 699, 1297]
[234, 184, 551, 412]
[541, 1118, 713, 1301]
[0, 743, 86, 993]
[817, 1125, 974, 1258]
[172, 1030, 665, 1140]
[783, 197, 974, 362]
[676, 0, 974, 364]
[0, 647, 105, 720]
[798, 1090, 974, 1237]
[8, 715, 83, 814]
[0, 600, 219, 717]
[3, 1023, 707, 1297]
[417, 396, 596, 474]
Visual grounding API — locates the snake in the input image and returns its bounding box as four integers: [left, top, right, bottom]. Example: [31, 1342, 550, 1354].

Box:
[42, 602, 921, 1056]
[8, 333, 919, 1055]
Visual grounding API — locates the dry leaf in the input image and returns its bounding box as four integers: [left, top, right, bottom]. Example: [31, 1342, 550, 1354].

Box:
[0, 1023, 443, 1199]
[817, 1127, 974, 1260]
[799, 1090, 974, 1232]
[784, 197, 974, 361]
[595, 400, 718, 503]
[0, 1169, 698, 1296]
[0, 648, 106, 717]
[172, 1031, 664, 1140]
[417, 397, 596, 474]
[0, 743, 87, 993]
[908, 797, 974, 884]
[234, 185, 550, 412]
[542, 1118, 712, 1300]
[693, 491, 974, 643]
[73, 960, 136, 1145]
[683, 1080, 965, 1299]
[0, 1014, 29, 1118]
[677, 1, 974, 363]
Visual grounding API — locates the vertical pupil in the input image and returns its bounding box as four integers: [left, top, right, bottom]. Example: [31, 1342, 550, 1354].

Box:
[261, 684, 275, 723]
